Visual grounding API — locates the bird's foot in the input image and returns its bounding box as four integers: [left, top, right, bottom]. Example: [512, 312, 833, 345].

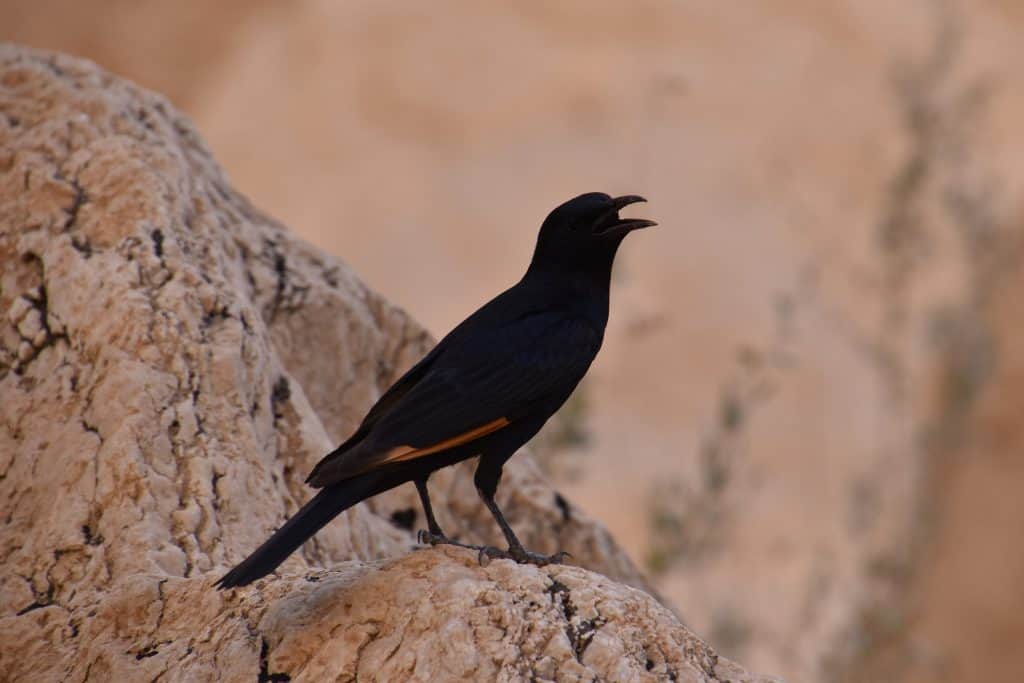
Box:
[417, 531, 570, 567]
[416, 529, 480, 551]
[416, 529, 445, 545]
[477, 545, 571, 567]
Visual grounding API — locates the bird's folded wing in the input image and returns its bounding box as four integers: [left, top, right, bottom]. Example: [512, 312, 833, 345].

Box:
[378, 416, 511, 463]
[306, 313, 600, 486]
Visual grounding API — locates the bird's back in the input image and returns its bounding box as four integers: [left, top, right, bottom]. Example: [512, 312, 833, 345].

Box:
[306, 273, 607, 486]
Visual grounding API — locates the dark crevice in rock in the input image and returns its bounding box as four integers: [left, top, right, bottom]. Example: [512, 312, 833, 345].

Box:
[151, 228, 164, 259]
[546, 579, 575, 621]
[153, 579, 168, 632]
[270, 376, 290, 421]
[545, 577, 605, 663]
[135, 106, 156, 132]
[16, 600, 50, 616]
[133, 644, 160, 660]
[27, 284, 63, 341]
[17, 582, 55, 616]
[321, 265, 340, 288]
[553, 492, 571, 522]
[61, 176, 86, 232]
[389, 507, 417, 531]
[70, 236, 93, 258]
[257, 638, 291, 682]
[201, 305, 231, 328]
[81, 524, 103, 546]
[211, 470, 223, 511]
[13, 264, 70, 372]
[266, 239, 288, 321]
[263, 238, 310, 320]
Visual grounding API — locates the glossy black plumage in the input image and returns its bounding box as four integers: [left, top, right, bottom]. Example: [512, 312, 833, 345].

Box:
[215, 192, 654, 589]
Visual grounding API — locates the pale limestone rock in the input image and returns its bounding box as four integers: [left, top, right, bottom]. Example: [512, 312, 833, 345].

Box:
[0, 46, 775, 681]
[15, 549, 771, 682]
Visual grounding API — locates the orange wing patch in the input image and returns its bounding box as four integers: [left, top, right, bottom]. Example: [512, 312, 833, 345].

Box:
[381, 417, 511, 465]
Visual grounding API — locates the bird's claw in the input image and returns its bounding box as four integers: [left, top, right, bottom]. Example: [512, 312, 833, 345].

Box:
[418, 530, 570, 568]
[417, 529, 452, 546]
[547, 550, 573, 564]
[416, 529, 486, 554]
[476, 545, 571, 567]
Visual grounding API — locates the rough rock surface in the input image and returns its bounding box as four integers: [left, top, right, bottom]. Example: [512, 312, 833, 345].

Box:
[0, 46, 773, 682]
[9, 548, 767, 683]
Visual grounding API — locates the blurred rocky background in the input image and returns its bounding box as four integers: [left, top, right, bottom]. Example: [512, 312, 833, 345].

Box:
[4, 1, 1021, 681]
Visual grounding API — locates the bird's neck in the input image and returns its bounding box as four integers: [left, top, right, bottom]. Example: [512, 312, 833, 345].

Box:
[522, 254, 616, 324]
[525, 239, 621, 291]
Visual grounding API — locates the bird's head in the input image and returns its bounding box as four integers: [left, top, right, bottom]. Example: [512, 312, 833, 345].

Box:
[529, 193, 655, 276]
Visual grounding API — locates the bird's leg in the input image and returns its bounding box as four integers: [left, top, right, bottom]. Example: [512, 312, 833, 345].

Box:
[414, 478, 447, 544]
[414, 478, 480, 551]
[475, 487, 570, 566]
[474, 458, 569, 567]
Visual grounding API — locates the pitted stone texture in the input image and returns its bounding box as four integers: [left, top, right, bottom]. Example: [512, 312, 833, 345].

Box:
[13, 549, 772, 683]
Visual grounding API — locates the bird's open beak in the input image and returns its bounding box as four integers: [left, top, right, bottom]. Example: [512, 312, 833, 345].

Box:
[597, 195, 657, 235]
[611, 195, 648, 210]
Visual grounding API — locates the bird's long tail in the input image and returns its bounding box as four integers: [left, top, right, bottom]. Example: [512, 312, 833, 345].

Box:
[214, 471, 395, 589]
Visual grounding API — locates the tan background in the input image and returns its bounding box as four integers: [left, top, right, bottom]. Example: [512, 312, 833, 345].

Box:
[4, 1, 1023, 681]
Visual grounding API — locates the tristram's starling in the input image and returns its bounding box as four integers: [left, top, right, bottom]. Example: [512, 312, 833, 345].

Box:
[216, 193, 655, 589]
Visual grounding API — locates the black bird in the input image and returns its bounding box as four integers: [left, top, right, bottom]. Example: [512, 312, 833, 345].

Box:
[215, 192, 655, 589]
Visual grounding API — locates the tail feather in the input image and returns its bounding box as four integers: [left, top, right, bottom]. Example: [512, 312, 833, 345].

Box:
[214, 472, 392, 589]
